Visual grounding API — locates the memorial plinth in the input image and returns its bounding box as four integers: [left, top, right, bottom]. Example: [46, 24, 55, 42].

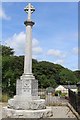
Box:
[2, 3, 53, 118]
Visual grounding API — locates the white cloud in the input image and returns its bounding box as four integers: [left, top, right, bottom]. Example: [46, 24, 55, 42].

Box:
[33, 47, 43, 55]
[54, 59, 65, 65]
[5, 32, 25, 55]
[5, 31, 43, 55]
[32, 38, 39, 47]
[73, 47, 78, 55]
[73, 47, 80, 56]
[72, 47, 80, 55]
[47, 49, 66, 58]
[32, 38, 43, 54]
[0, 7, 11, 20]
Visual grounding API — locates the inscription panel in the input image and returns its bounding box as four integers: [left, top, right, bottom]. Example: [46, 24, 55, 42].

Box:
[22, 80, 31, 94]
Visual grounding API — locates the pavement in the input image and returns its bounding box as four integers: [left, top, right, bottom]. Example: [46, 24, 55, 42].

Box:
[50, 106, 77, 118]
[0, 102, 78, 119]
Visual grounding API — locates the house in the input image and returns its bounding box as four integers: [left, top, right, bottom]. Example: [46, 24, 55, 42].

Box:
[55, 85, 67, 93]
[55, 85, 77, 94]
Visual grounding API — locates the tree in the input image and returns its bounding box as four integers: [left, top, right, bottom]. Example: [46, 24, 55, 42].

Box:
[2, 45, 79, 96]
[2, 46, 24, 96]
[73, 70, 80, 82]
[2, 55, 24, 96]
[59, 69, 78, 84]
[2, 45, 14, 56]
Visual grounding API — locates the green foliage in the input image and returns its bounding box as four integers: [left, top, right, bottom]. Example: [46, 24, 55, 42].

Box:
[59, 69, 79, 84]
[2, 45, 14, 56]
[55, 91, 67, 97]
[2, 93, 10, 102]
[55, 90, 61, 96]
[2, 54, 24, 96]
[2, 45, 80, 97]
[73, 70, 80, 81]
[61, 93, 67, 97]
[32, 61, 58, 88]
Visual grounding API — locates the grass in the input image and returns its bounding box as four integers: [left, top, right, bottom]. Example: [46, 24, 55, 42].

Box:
[61, 93, 67, 97]
[1, 93, 9, 102]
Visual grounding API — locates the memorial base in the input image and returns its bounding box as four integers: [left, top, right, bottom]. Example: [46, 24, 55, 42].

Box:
[2, 74, 53, 118]
[7, 95, 46, 110]
[2, 106, 53, 118]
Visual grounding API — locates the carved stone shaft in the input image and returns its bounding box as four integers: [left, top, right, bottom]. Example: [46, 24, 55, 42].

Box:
[24, 21, 34, 74]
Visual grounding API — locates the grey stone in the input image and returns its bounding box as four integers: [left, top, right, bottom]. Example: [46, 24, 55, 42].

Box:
[8, 97, 46, 110]
[2, 107, 53, 118]
[2, 3, 53, 118]
[16, 74, 38, 97]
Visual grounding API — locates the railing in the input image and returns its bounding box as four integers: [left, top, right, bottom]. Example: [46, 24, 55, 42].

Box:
[68, 89, 80, 114]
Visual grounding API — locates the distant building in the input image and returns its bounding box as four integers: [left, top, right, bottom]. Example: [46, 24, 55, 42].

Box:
[55, 85, 77, 93]
[63, 85, 77, 93]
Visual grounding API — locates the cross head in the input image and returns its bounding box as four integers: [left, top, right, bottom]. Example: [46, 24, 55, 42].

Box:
[24, 3, 35, 20]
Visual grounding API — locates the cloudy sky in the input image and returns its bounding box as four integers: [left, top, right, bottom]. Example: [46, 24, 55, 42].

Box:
[1, 2, 78, 71]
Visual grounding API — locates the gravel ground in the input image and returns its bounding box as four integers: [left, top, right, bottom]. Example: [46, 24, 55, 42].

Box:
[0, 103, 77, 119]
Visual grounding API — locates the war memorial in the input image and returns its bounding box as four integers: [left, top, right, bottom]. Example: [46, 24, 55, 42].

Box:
[2, 3, 53, 118]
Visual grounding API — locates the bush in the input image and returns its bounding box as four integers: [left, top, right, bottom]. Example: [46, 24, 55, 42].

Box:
[2, 93, 9, 102]
[61, 93, 67, 97]
[55, 91, 62, 96]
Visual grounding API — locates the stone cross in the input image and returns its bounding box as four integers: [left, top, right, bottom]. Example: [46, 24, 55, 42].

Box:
[24, 3, 35, 21]
[2, 4, 53, 118]
[24, 3, 35, 75]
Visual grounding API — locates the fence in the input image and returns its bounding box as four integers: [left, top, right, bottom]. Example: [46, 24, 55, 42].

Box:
[38, 89, 68, 106]
[68, 89, 80, 114]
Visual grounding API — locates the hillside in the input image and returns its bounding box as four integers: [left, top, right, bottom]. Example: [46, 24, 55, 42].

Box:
[2, 45, 80, 96]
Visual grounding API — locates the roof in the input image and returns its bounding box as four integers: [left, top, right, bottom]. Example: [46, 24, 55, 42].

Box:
[55, 85, 67, 90]
[63, 85, 77, 89]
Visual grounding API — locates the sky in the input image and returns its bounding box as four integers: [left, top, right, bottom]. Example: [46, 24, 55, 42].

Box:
[1, 0, 79, 2]
[1, 2, 78, 71]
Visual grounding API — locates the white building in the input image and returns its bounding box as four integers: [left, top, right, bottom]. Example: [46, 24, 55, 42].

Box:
[55, 85, 77, 93]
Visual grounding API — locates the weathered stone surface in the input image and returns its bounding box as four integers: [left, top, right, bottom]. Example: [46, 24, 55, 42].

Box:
[8, 98, 46, 110]
[2, 106, 53, 118]
[16, 74, 38, 97]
